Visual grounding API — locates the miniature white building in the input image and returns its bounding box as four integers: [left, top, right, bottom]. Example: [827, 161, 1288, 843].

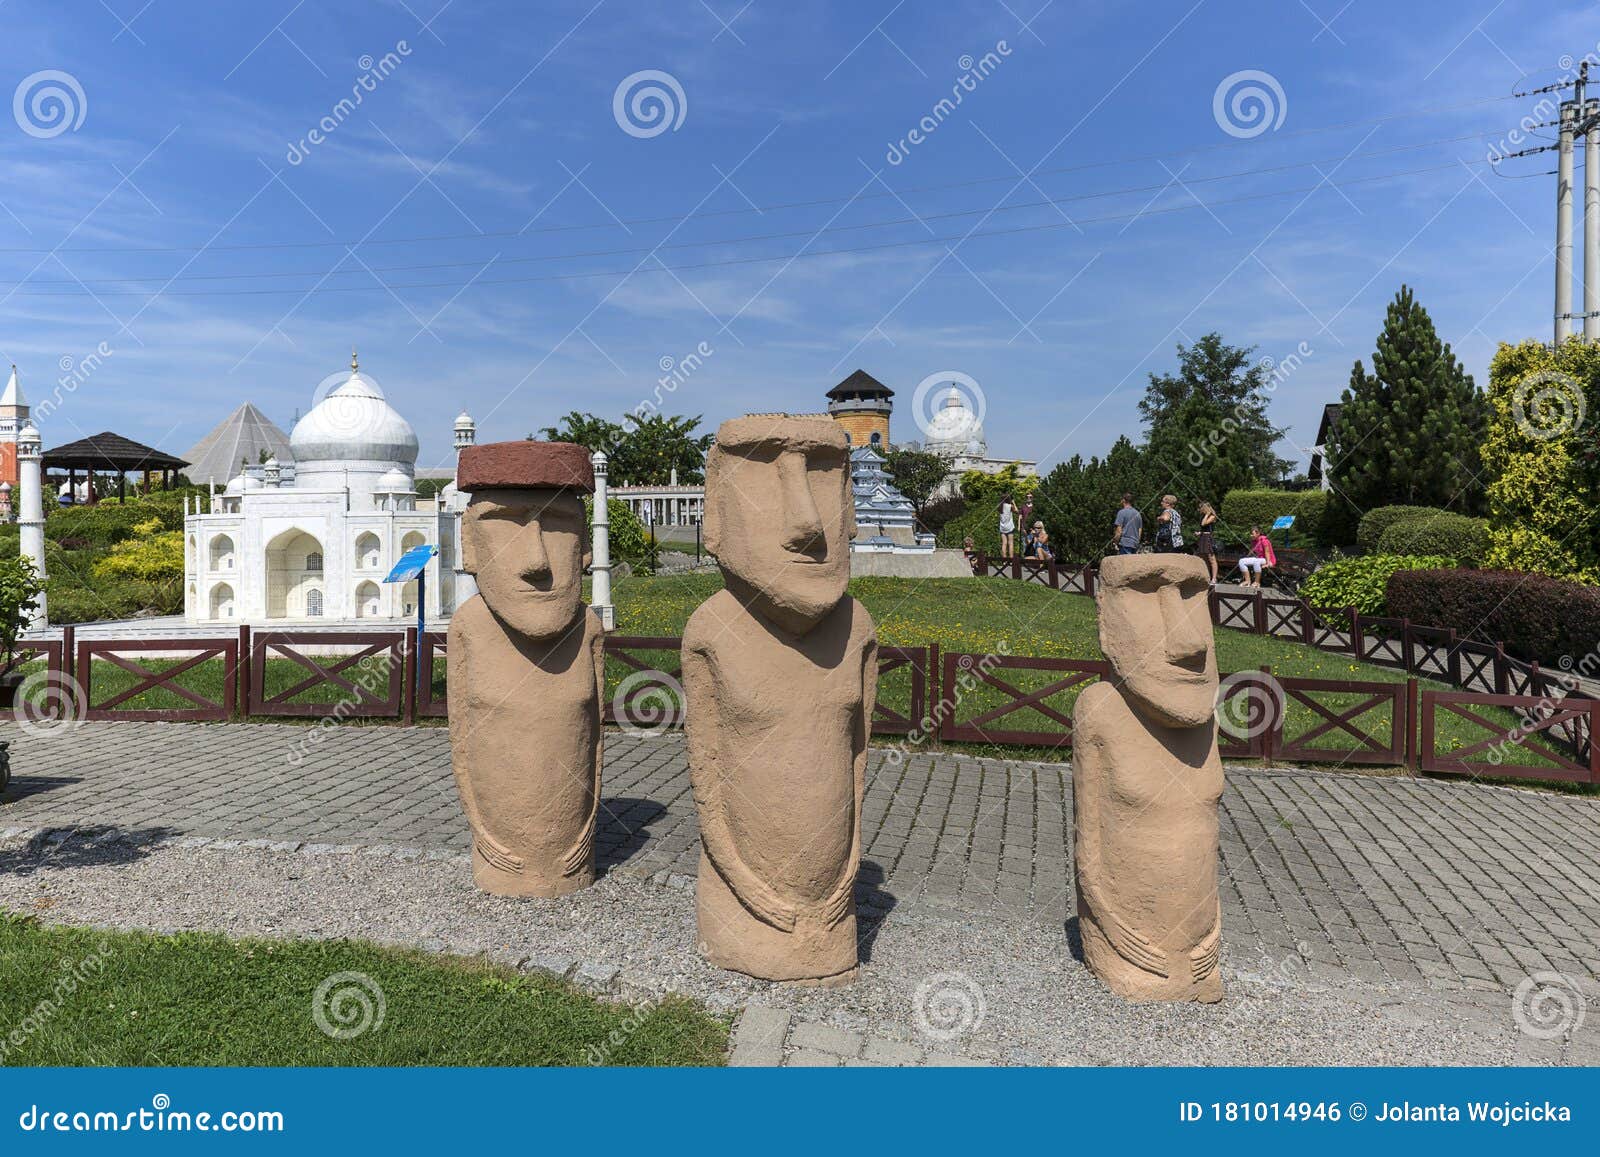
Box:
[183, 354, 467, 625]
[921, 388, 1038, 496]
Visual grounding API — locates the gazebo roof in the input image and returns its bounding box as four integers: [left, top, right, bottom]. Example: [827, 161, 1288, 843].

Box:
[826, 368, 894, 401]
[42, 431, 190, 471]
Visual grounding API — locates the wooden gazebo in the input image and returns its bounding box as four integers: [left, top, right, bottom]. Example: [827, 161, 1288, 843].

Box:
[42, 431, 190, 503]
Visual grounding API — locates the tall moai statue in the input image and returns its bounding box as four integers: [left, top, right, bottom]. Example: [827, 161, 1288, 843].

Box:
[685, 415, 878, 985]
[1072, 553, 1224, 1003]
[447, 441, 604, 898]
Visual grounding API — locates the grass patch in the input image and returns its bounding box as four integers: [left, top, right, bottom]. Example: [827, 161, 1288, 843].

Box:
[0, 914, 728, 1067]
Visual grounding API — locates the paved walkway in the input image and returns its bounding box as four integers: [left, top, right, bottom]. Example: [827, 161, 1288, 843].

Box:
[2, 721, 1598, 1063]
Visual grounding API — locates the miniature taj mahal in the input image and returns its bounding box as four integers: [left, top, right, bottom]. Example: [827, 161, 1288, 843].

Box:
[182, 353, 475, 625]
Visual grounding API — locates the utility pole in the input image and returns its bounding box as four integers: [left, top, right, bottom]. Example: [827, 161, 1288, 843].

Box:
[1585, 63, 1600, 340]
[1556, 91, 1576, 345]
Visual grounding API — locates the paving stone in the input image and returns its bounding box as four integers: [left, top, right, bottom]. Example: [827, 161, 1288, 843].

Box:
[728, 1005, 791, 1067]
[787, 1021, 864, 1058]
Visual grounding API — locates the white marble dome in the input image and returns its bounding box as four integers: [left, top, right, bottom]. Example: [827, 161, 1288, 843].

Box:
[923, 388, 986, 457]
[290, 359, 418, 468]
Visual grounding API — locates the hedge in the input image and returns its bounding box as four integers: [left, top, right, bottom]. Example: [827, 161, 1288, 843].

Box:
[1299, 554, 1456, 615]
[1218, 489, 1327, 547]
[1356, 505, 1444, 553]
[937, 504, 1000, 558]
[1386, 568, 1600, 669]
[1375, 511, 1490, 565]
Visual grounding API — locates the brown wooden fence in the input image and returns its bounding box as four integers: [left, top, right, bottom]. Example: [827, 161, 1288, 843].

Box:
[1419, 690, 1600, 784]
[247, 631, 407, 718]
[76, 637, 238, 722]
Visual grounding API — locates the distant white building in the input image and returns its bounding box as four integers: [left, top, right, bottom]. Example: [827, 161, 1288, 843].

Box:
[920, 387, 1038, 496]
[182, 354, 473, 624]
[850, 447, 933, 554]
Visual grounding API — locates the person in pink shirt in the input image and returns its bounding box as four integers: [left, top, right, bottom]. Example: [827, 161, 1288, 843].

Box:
[1237, 525, 1276, 589]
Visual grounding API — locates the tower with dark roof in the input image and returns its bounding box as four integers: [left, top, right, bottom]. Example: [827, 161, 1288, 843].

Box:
[825, 369, 893, 450]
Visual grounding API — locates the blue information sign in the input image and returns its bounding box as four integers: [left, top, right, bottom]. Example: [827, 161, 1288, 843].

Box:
[383, 543, 436, 584]
[1271, 515, 1296, 530]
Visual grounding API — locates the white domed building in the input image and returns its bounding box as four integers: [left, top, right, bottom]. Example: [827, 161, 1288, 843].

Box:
[920, 387, 1037, 496]
[183, 354, 471, 624]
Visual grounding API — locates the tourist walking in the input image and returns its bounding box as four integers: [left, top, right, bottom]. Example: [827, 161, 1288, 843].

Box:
[998, 493, 1017, 559]
[1111, 493, 1142, 556]
[1195, 501, 1219, 585]
[1154, 494, 1184, 553]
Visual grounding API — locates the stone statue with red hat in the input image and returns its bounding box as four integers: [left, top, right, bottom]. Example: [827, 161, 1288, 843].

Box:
[447, 440, 605, 898]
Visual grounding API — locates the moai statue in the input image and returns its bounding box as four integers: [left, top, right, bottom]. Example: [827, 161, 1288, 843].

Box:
[448, 441, 604, 898]
[1072, 553, 1224, 1003]
[684, 415, 878, 985]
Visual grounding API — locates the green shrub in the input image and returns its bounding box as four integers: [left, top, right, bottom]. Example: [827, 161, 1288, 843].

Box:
[588, 497, 657, 576]
[1357, 504, 1444, 553]
[1375, 511, 1489, 564]
[936, 504, 999, 558]
[1299, 554, 1456, 615]
[1218, 488, 1327, 548]
[1386, 568, 1600, 667]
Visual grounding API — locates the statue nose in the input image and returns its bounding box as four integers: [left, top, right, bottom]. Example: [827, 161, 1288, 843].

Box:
[778, 454, 824, 551]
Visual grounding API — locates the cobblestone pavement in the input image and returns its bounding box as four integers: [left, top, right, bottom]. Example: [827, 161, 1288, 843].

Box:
[3, 720, 1598, 1064]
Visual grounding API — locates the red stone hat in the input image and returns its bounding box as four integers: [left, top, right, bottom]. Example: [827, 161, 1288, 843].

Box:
[457, 440, 594, 493]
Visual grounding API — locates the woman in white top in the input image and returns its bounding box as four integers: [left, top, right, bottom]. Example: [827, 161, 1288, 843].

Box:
[998, 493, 1017, 559]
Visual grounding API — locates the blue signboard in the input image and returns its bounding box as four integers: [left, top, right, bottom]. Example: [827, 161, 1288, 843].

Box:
[1271, 515, 1296, 530]
[384, 543, 436, 584]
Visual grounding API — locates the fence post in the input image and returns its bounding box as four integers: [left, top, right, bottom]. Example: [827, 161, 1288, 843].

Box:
[1589, 700, 1600, 784]
[1208, 588, 1220, 625]
[1253, 591, 1266, 635]
[976, 551, 988, 577]
[1084, 565, 1095, 598]
[1260, 663, 1278, 763]
[61, 624, 75, 685]
[1011, 555, 1022, 581]
[236, 623, 251, 718]
[1048, 559, 1059, 590]
[1494, 644, 1509, 695]
[1404, 678, 1419, 771]
[403, 627, 418, 725]
[1348, 608, 1362, 659]
[1300, 601, 1314, 647]
[928, 643, 941, 727]
[1445, 628, 1459, 687]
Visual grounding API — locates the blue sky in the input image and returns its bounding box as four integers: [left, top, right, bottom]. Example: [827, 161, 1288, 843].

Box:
[0, 0, 1589, 478]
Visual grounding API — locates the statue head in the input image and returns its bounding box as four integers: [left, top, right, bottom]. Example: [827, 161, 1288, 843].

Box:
[1096, 553, 1216, 728]
[703, 414, 855, 637]
[458, 441, 594, 641]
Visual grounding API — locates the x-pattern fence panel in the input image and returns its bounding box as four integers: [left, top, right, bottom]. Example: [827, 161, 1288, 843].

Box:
[937, 652, 1108, 748]
[1419, 691, 1600, 784]
[602, 636, 684, 728]
[1356, 616, 1406, 670]
[1276, 677, 1408, 766]
[874, 645, 932, 736]
[77, 639, 238, 722]
[249, 632, 405, 718]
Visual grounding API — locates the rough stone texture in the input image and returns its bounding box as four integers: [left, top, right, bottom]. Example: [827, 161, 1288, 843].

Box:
[456, 439, 593, 493]
[449, 476, 604, 898]
[1075, 554, 1223, 1003]
[686, 415, 876, 983]
[4, 720, 1600, 1067]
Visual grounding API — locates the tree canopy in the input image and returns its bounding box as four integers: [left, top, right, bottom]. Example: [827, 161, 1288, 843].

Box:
[539, 411, 714, 485]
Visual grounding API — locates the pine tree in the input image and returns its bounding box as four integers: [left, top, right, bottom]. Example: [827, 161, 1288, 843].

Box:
[1326, 285, 1485, 541]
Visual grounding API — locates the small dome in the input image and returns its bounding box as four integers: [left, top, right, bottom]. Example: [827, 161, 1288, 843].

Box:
[376, 466, 413, 492]
[454, 410, 476, 431]
[223, 471, 261, 495]
[290, 359, 419, 467]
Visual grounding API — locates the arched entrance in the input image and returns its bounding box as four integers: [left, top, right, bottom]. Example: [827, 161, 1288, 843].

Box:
[265, 529, 327, 619]
[209, 533, 235, 571]
[355, 580, 381, 619]
[209, 582, 235, 620]
[354, 532, 381, 571]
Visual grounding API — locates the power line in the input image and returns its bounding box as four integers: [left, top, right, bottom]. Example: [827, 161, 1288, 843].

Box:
[3, 160, 1508, 298]
[0, 96, 1528, 257]
[0, 130, 1537, 287]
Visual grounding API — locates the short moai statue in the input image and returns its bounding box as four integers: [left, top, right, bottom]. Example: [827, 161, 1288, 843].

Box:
[447, 441, 605, 898]
[684, 415, 877, 985]
[1072, 552, 1224, 1003]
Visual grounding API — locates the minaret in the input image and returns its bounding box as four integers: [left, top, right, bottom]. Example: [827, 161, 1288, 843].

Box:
[451, 409, 479, 609]
[17, 420, 47, 629]
[0, 364, 30, 491]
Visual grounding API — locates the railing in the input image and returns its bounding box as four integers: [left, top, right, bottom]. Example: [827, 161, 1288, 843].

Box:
[247, 631, 406, 718]
[1419, 691, 1599, 784]
[76, 636, 238, 722]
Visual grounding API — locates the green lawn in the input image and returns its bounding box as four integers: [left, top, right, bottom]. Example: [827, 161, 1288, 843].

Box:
[0, 913, 728, 1067]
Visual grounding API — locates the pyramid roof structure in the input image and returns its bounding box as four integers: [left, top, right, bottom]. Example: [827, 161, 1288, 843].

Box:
[184, 403, 294, 484]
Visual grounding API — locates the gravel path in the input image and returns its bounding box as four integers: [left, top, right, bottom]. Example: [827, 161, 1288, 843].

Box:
[2, 830, 1588, 1067]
